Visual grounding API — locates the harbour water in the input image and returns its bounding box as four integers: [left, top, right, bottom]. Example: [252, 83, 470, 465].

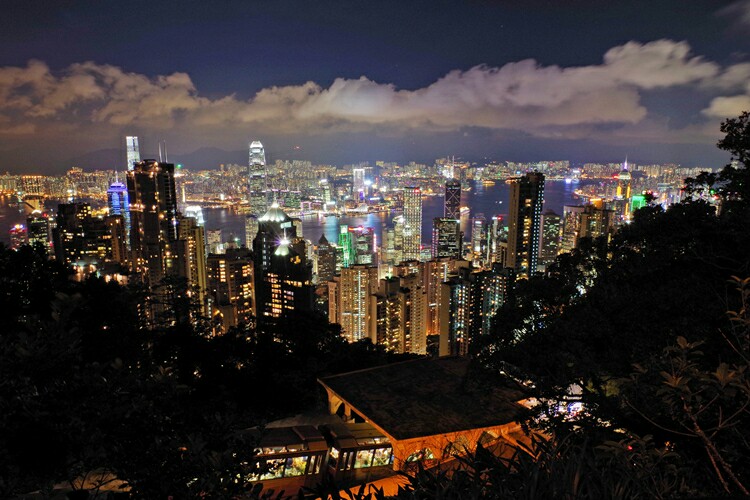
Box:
[0, 180, 586, 246]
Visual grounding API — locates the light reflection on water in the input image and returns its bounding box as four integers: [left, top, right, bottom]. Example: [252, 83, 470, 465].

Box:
[0, 180, 583, 245]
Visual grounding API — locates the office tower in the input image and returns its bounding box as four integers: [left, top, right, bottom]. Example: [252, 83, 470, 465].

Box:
[352, 168, 366, 201]
[184, 206, 205, 226]
[350, 226, 375, 265]
[248, 140, 268, 215]
[252, 202, 313, 322]
[444, 179, 461, 219]
[27, 211, 51, 254]
[616, 159, 632, 218]
[329, 265, 378, 343]
[488, 216, 507, 266]
[9, 224, 27, 250]
[470, 215, 487, 268]
[432, 218, 461, 259]
[320, 179, 333, 206]
[315, 234, 337, 285]
[245, 215, 259, 249]
[338, 225, 355, 268]
[539, 209, 561, 268]
[507, 172, 545, 279]
[616, 159, 632, 200]
[631, 194, 647, 213]
[127, 160, 178, 291]
[107, 181, 130, 250]
[381, 217, 405, 267]
[207, 248, 254, 332]
[402, 186, 422, 261]
[175, 215, 209, 316]
[125, 136, 141, 171]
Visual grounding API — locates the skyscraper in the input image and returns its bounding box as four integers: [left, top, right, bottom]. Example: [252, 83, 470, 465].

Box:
[107, 181, 130, 251]
[539, 209, 561, 267]
[329, 264, 379, 343]
[125, 136, 140, 171]
[507, 172, 545, 279]
[248, 140, 268, 215]
[402, 186, 422, 261]
[432, 217, 461, 259]
[252, 202, 313, 322]
[444, 179, 461, 219]
[127, 160, 178, 291]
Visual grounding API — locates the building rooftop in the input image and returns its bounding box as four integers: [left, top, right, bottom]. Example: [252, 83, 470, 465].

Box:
[319, 357, 525, 441]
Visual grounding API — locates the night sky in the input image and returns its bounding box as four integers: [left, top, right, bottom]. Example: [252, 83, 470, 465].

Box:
[2, 0, 750, 172]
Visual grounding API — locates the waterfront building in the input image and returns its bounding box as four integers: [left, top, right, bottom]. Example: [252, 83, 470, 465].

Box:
[248, 140, 268, 215]
[444, 179, 461, 219]
[125, 136, 141, 171]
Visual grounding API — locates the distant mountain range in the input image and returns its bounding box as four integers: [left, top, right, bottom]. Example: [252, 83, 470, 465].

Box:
[65, 147, 249, 171]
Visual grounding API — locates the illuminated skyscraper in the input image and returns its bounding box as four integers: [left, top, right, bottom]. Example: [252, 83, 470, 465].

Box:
[125, 136, 141, 171]
[616, 159, 632, 218]
[248, 140, 268, 215]
[27, 211, 51, 253]
[252, 202, 313, 322]
[107, 181, 130, 250]
[127, 160, 178, 292]
[329, 265, 378, 343]
[444, 179, 461, 219]
[507, 172, 545, 279]
[402, 186, 422, 261]
[338, 225, 355, 268]
[539, 209, 561, 267]
[432, 218, 461, 259]
[352, 168, 366, 200]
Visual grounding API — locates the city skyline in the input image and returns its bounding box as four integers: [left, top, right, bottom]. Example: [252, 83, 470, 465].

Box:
[2, 0, 750, 172]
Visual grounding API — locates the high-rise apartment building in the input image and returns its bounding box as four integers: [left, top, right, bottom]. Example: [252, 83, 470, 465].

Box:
[329, 265, 379, 343]
[507, 172, 545, 279]
[539, 209, 561, 267]
[207, 247, 254, 332]
[402, 186, 422, 261]
[560, 204, 615, 254]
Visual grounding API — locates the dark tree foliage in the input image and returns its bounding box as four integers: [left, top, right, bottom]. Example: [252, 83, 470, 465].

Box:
[0, 244, 413, 497]
[468, 113, 750, 497]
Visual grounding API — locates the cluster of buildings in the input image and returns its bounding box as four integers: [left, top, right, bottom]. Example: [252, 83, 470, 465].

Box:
[3, 135, 713, 342]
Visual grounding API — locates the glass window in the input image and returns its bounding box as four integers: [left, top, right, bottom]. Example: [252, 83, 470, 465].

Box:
[284, 456, 309, 477]
[354, 449, 374, 469]
[371, 448, 392, 467]
[259, 458, 285, 480]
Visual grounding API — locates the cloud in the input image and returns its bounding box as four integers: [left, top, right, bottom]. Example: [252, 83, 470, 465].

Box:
[0, 39, 745, 145]
[717, 0, 750, 28]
